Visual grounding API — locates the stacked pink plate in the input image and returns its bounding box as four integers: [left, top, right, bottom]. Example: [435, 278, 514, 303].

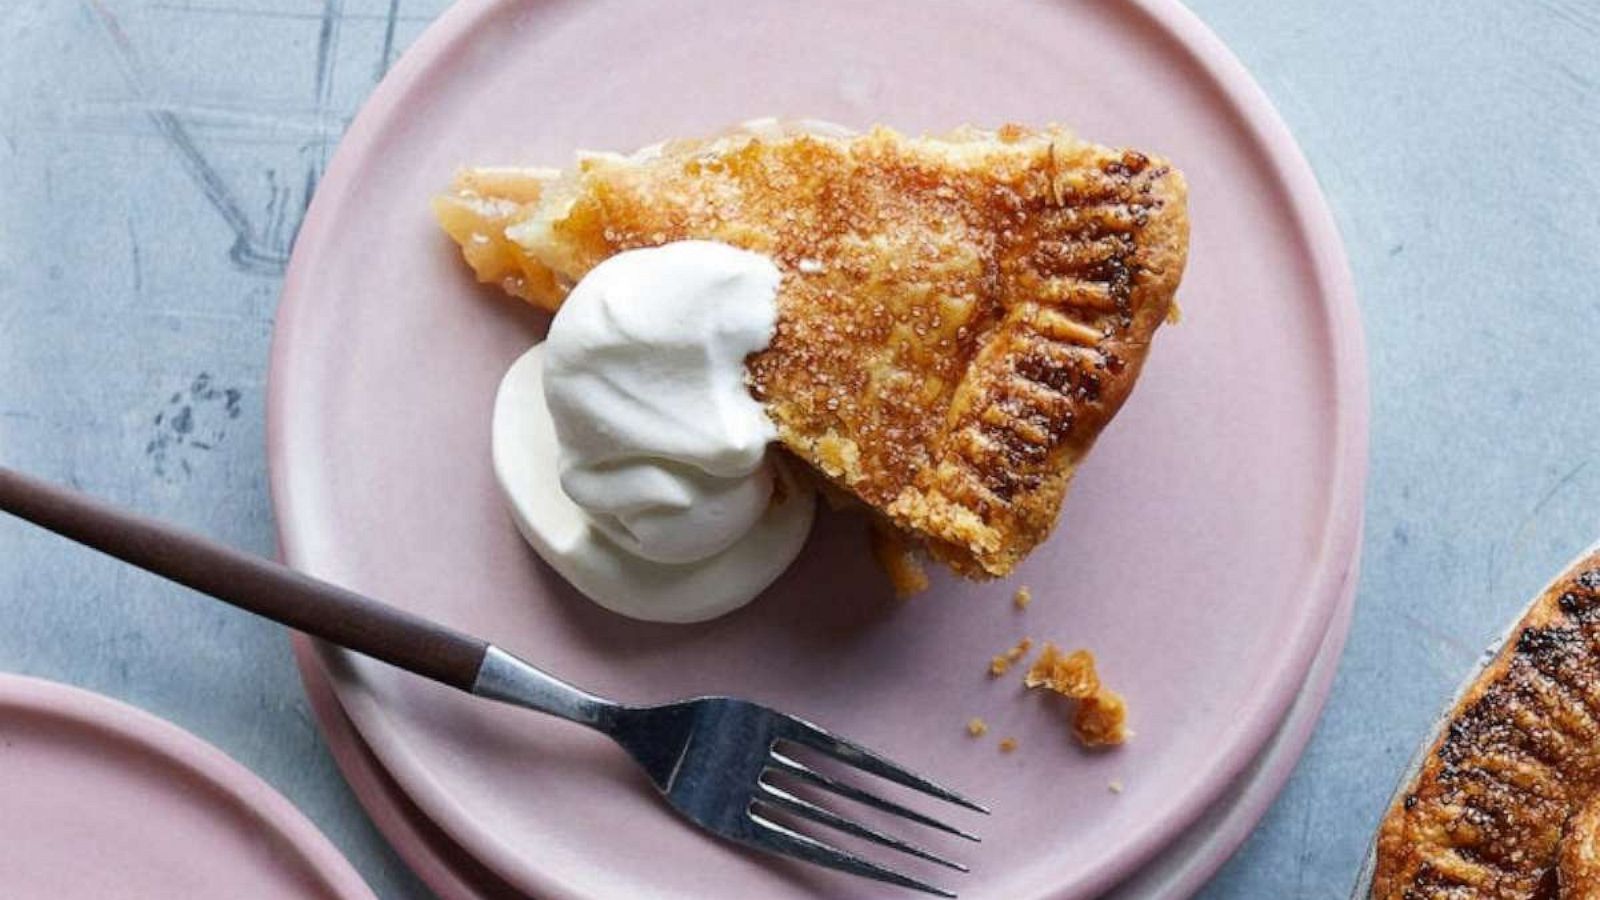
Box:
[0, 674, 374, 900]
[268, 1, 1367, 897]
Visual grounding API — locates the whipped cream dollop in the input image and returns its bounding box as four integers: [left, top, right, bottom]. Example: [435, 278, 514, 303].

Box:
[492, 241, 814, 622]
[544, 241, 783, 564]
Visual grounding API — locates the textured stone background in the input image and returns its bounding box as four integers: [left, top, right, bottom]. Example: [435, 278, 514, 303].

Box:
[2, 2, 1598, 897]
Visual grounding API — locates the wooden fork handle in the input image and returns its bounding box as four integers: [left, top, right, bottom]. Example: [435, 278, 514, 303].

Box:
[0, 466, 489, 691]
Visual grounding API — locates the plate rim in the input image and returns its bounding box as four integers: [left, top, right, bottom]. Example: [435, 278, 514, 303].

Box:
[0, 673, 375, 900]
[266, 0, 1370, 896]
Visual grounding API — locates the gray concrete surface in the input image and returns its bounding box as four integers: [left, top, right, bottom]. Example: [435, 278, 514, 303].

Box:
[3, 2, 1598, 897]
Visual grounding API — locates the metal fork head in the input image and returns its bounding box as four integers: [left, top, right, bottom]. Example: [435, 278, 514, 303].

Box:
[607, 697, 987, 897]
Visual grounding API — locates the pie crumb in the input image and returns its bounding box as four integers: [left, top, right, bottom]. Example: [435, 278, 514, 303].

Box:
[1021, 645, 1131, 749]
[1013, 585, 1032, 610]
[869, 522, 930, 598]
[998, 737, 1018, 753]
[1073, 688, 1131, 748]
[1108, 779, 1124, 794]
[966, 718, 989, 737]
[989, 637, 1035, 677]
[1023, 644, 1099, 698]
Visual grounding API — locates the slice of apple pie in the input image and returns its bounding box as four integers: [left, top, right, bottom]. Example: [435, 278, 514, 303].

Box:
[435, 123, 1189, 587]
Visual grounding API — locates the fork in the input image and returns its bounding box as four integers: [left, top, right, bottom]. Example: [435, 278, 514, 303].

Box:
[0, 466, 985, 896]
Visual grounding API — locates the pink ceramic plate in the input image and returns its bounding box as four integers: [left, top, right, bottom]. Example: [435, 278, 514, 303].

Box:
[293, 540, 1358, 900]
[1104, 540, 1359, 899]
[269, 1, 1366, 897]
[0, 674, 373, 900]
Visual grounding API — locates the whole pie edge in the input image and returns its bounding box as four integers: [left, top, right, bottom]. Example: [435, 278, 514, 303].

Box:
[1371, 547, 1600, 897]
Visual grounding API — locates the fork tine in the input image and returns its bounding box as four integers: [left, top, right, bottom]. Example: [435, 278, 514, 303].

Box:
[745, 810, 958, 898]
[778, 724, 990, 814]
[768, 750, 981, 841]
[754, 781, 968, 871]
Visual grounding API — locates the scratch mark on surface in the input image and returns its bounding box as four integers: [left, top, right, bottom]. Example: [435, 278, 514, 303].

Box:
[297, 0, 347, 244]
[1551, 59, 1597, 96]
[126, 215, 143, 297]
[147, 3, 426, 23]
[315, 0, 346, 111]
[72, 100, 334, 137]
[145, 308, 249, 323]
[1510, 458, 1590, 558]
[261, 168, 295, 257]
[1492, 460, 1594, 598]
[376, 0, 401, 81]
[85, 0, 291, 275]
[1536, 0, 1600, 38]
[1400, 610, 1477, 662]
[1485, 540, 1497, 601]
[1532, 460, 1590, 517]
[1293, 792, 1315, 897]
[298, 161, 320, 241]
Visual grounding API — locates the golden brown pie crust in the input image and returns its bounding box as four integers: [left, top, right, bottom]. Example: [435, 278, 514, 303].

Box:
[1373, 550, 1600, 898]
[1562, 794, 1600, 898]
[434, 124, 1188, 581]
